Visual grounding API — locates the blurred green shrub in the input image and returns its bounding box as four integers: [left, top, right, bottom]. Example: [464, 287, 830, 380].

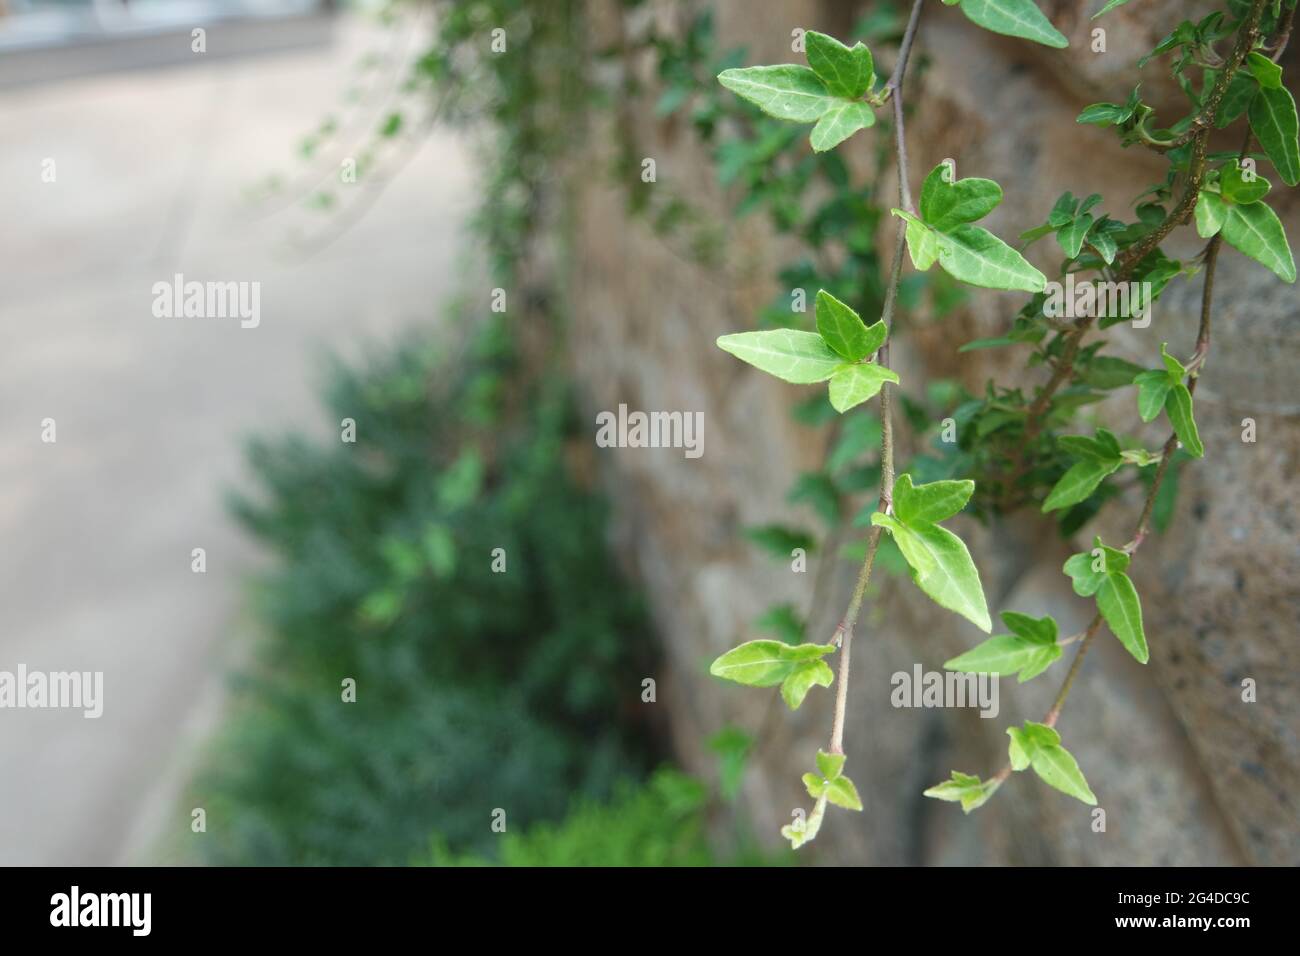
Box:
[191, 323, 663, 864]
[422, 769, 719, 867]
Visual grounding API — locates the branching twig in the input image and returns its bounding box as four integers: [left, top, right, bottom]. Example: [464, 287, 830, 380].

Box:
[999, 0, 1267, 503]
[984, 217, 1224, 787]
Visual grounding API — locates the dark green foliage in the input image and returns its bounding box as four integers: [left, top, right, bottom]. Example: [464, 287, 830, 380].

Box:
[422, 769, 740, 867]
[193, 326, 660, 864]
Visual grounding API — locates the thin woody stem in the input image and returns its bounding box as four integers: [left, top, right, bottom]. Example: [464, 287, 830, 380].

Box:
[827, 0, 923, 756]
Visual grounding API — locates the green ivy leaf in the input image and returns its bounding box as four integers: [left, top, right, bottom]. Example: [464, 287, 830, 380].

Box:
[804, 31, 875, 99]
[1096, 571, 1148, 663]
[935, 223, 1047, 292]
[1056, 428, 1121, 462]
[1077, 102, 1129, 126]
[825, 774, 863, 811]
[893, 473, 974, 525]
[816, 750, 846, 781]
[1134, 369, 1173, 423]
[815, 289, 884, 361]
[1007, 727, 1031, 771]
[905, 216, 941, 269]
[1007, 721, 1097, 805]
[709, 639, 836, 687]
[956, 0, 1069, 49]
[1084, 356, 1145, 390]
[924, 771, 1001, 812]
[871, 513, 937, 577]
[1195, 189, 1227, 238]
[1245, 51, 1283, 90]
[1064, 540, 1126, 596]
[745, 525, 816, 558]
[1057, 213, 1095, 258]
[872, 475, 992, 632]
[829, 363, 899, 412]
[716, 329, 845, 383]
[781, 659, 835, 709]
[1160, 342, 1186, 378]
[717, 64, 836, 122]
[945, 610, 1062, 682]
[1216, 72, 1260, 128]
[802, 773, 825, 799]
[1091, 0, 1135, 17]
[781, 793, 827, 849]
[919, 164, 1003, 231]
[1248, 85, 1300, 187]
[1042, 458, 1121, 512]
[1219, 200, 1296, 283]
[894, 205, 1045, 292]
[1164, 383, 1204, 458]
[809, 100, 876, 152]
[1219, 162, 1271, 205]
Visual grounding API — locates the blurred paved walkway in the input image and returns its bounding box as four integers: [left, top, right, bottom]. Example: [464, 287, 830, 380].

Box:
[0, 14, 475, 864]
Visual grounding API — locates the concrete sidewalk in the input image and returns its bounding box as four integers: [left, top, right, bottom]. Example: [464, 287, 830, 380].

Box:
[0, 13, 476, 864]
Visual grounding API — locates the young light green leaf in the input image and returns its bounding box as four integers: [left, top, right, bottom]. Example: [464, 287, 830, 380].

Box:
[898, 209, 940, 269]
[1063, 549, 1107, 597]
[893, 474, 975, 525]
[828, 363, 899, 413]
[781, 793, 826, 849]
[1246, 51, 1283, 89]
[709, 639, 836, 686]
[802, 773, 825, 799]
[1007, 721, 1097, 804]
[945, 632, 1062, 682]
[804, 31, 874, 99]
[1195, 189, 1227, 238]
[1042, 458, 1121, 512]
[1134, 369, 1173, 423]
[874, 513, 992, 632]
[809, 100, 876, 152]
[815, 289, 882, 361]
[871, 512, 938, 577]
[717, 65, 835, 122]
[1029, 739, 1098, 804]
[919, 164, 1003, 231]
[935, 224, 1047, 292]
[1165, 383, 1204, 458]
[1097, 571, 1148, 663]
[816, 750, 846, 781]
[1249, 84, 1300, 186]
[1121, 447, 1163, 467]
[1220, 200, 1296, 283]
[1160, 342, 1186, 378]
[924, 770, 1001, 812]
[1006, 727, 1032, 771]
[825, 774, 863, 811]
[957, 0, 1069, 49]
[781, 659, 834, 709]
[717, 329, 845, 383]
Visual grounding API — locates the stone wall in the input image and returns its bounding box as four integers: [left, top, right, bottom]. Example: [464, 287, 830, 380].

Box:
[567, 0, 1297, 864]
